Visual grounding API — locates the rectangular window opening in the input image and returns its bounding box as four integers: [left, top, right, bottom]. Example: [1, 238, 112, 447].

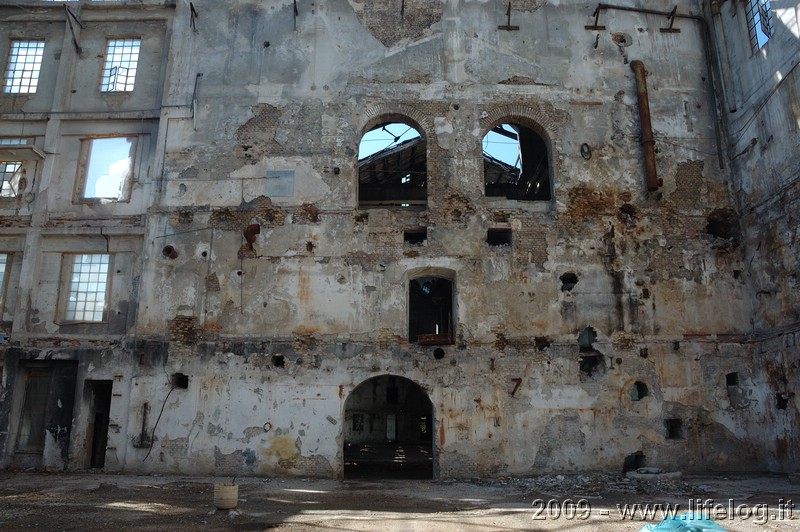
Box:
[404, 228, 427, 245]
[664, 418, 685, 440]
[409, 277, 454, 345]
[64, 254, 111, 322]
[101, 38, 141, 92]
[745, 0, 774, 52]
[487, 228, 512, 246]
[3, 40, 45, 94]
[78, 136, 136, 202]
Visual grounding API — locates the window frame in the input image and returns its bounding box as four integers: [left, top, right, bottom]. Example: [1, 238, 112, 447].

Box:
[408, 275, 455, 346]
[3, 39, 45, 95]
[100, 37, 141, 93]
[73, 135, 138, 203]
[59, 253, 113, 324]
[745, 0, 774, 53]
[0, 137, 34, 199]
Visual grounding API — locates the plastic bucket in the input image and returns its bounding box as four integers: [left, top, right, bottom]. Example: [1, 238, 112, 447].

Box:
[213, 483, 239, 510]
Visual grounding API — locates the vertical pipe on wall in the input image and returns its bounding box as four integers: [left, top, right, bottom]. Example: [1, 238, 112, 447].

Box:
[630, 60, 662, 192]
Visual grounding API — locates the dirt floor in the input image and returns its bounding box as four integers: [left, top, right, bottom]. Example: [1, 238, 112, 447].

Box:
[0, 470, 798, 531]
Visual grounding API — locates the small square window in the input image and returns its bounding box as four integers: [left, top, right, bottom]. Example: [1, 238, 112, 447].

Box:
[64, 254, 111, 322]
[101, 38, 141, 92]
[746, 0, 774, 52]
[3, 40, 45, 94]
[77, 136, 136, 202]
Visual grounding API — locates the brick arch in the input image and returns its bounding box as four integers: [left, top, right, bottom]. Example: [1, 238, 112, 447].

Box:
[359, 103, 434, 141]
[478, 103, 558, 143]
[479, 103, 560, 200]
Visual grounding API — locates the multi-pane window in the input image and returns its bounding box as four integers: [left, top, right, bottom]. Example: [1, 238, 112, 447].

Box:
[3, 40, 45, 94]
[64, 254, 110, 322]
[746, 0, 774, 52]
[0, 138, 28, 198]
[101, 38, 141, 92]
[79, 136, 136, 201]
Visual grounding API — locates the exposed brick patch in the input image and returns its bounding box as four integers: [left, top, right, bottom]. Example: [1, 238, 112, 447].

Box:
[672, 160, 705, 209]
[0, 216, 31, 227]
[566, 184, 616, 224]
[392, 71, 432, 83]
[170, 210, 194, 226]
[512, 0, 548, 10]
[210, 195, 286, 231]
[348, 0, 443, 48]
[377, 328, 404, 349]
[168, 315, 199, 344]
[498, 76, 538, 85]
[205, 273, 220, 292]
[292, 203, 322, 225]
[236, 104, 282, 161]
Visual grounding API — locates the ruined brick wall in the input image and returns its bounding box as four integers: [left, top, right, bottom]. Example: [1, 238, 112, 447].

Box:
[4, 0, 796, 478]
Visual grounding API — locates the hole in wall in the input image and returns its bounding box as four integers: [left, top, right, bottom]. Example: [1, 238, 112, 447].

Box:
[171, 373, 189, 389]
[664, 418, 685, 439]
[162, 245, 178, 259]
[404, 228, 427, 245]
[622, 451, 646, 474]
[618, 203, 637, 224]
[639, 347, 649, 358]
[534, 336, 551, 350]
[726, 372, 739, 386]
[631, 381, 648, 401]
[433, 348, 445, 359]
[705, 208, 739, 241]
[272, 355, 285, 368]
[560, 272, 579, 292]
[776, 393, 791, 410]
[578, 326, 597, 351]
[579, 354, 604, 380]
[486, 228, 512, 246]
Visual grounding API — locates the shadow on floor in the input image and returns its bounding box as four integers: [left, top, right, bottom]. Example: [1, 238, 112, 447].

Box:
[344, 442, 433, 479]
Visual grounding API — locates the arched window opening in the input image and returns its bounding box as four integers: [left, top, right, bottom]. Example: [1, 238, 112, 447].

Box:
[483, 122, 551, 201]
[358, 122, 426, 207]
[409, 276, 453, 345]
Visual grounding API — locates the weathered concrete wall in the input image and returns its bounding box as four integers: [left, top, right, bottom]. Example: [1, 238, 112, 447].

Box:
[0, 0, 795, 477]
[708, 0, 800, 469]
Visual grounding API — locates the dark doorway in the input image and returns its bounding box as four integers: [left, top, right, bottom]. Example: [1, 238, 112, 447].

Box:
[343, 375, 433, 479]
[14, 361, 78, 469]
[15, 367, 53, 454]
[85, 380, 113, 469]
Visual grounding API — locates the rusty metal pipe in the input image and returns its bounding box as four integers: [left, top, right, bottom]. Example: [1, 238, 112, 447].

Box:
[595, 3, 725, 170]
[630, 60, 661, 192]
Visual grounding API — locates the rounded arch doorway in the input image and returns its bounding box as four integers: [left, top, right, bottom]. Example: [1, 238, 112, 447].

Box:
[343, 375, 433, 479]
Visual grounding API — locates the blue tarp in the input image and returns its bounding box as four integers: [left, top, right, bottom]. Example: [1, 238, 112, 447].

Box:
[640, 512, 728, 532]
